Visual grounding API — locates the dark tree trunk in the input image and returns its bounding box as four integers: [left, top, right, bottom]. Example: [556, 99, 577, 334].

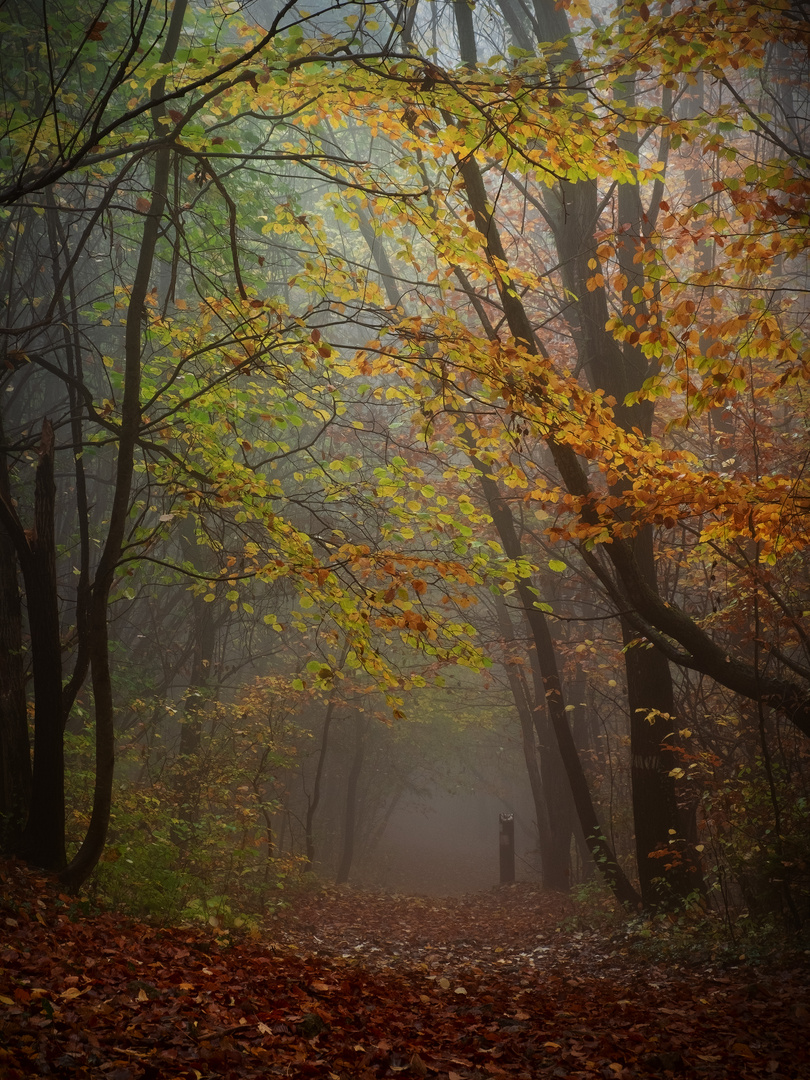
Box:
[529, 665, 578, 892]
[335, 714, 366, 885]
[305, 642, 348, 866]
[495, 595, 571, 890]
[475, 460, 639, 906]
[521, 1, 701, 905]
[622, 531, 699, 904]
[61, 0, 188, 891]
[2, 421, 67, 870]
[305, 696, 337, 867]
[516, 574, 639, 906]
[0, 427, 31, 852]
[449, 86, 640, 902]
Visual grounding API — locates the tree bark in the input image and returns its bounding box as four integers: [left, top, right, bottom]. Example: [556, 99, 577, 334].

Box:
[494, 594, 571, 891]
[475, 460, 640, 906]
[335, 714, 366, 885]
[0, 421, 67, 870]
[0, 419, 30, 853]
[61, 0, 189, 890]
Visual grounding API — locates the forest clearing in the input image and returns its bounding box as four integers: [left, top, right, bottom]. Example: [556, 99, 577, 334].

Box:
[1, 860, 809, 1079]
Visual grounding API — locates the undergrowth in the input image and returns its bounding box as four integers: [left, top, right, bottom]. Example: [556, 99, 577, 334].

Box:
[565, 877, 810, 969]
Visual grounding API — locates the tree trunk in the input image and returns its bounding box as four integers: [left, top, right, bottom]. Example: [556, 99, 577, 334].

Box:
[61, 0, 189, 890]
[0, 422, 30, 853]
[446, 60, 639, 900]
[528, 638, 580, 892]
[474, 460, 639, 906]
[494, 594, 571, 890]
[305, 695, 338, 867]
[335, 714, 366, 885]
[505, 0, 701, 905]
[0, 421, 64, 868]
[305, 641, 348, 866]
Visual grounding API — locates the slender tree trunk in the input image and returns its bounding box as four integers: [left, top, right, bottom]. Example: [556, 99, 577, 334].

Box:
[497, 0, 701, 905]
[0, 421, 30, 853]
[61, 0, 189, 890]
[0, 422, 64, 868]
[475, 460, 639, 906]
[305, 642, 349, 866]
[335, 714, 366, 885]
[304, 697, 337, 867]
[49, 207, 92, 721]
[448, 120, 639, 900]
[494, 595, 569, 889]
[527, 634, 581, 891]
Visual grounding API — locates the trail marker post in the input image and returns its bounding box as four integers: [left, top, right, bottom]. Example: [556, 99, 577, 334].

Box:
[499, 812, 515, 884]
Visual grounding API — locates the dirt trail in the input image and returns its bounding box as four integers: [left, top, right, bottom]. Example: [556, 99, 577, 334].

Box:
[1, 865, 808, 1079]
[271, 882, 574, 972]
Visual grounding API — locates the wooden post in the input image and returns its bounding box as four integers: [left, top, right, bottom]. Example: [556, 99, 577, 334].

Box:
[499, 812, 515, 884]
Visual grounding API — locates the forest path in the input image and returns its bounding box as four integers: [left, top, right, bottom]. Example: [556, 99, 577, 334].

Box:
[1, 864, 809, 1080]
[271, 882, 576, 976]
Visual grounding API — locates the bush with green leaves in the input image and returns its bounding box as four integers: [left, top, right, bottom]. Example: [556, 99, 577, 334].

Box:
[65, 682, 307, 924]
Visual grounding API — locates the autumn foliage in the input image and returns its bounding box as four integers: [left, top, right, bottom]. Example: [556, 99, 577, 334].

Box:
[1, 0, 809, 923]
[2, 861, 809, 1079]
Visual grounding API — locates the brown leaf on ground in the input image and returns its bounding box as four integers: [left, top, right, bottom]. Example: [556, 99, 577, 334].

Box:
[1, 862, 808, 1079]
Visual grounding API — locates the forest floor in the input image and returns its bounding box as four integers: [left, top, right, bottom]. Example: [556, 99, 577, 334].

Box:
[1, 860, 809, 1079]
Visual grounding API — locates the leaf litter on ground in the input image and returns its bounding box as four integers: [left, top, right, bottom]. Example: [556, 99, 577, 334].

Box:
[1, 860, 808, 1079]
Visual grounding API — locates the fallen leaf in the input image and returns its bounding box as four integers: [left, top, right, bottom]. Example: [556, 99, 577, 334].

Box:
[732, 1042, 756, 1059]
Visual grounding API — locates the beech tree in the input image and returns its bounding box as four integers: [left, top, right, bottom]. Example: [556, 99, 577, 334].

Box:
[293, 0, 809, 903]
[0, 0, 489, 886]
